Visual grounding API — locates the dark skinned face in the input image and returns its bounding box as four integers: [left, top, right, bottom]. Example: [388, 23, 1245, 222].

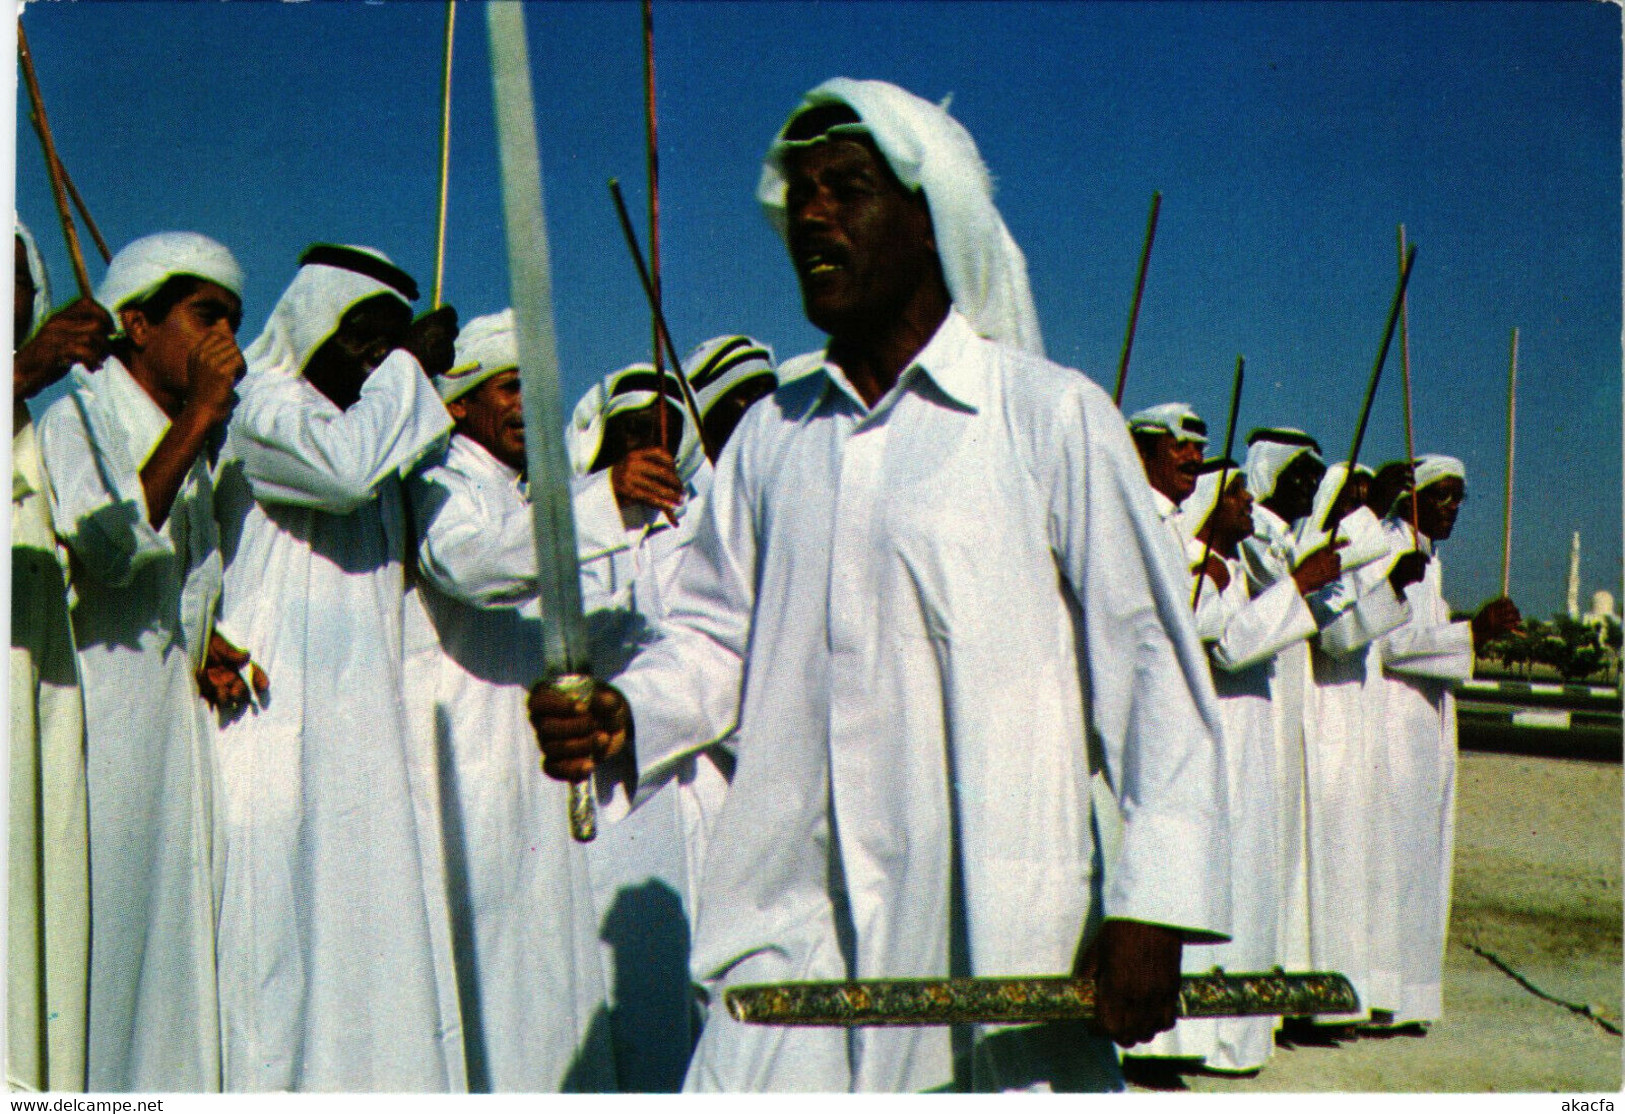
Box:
[1136, 432, 1205, 505]
[782, 136, 941, 340]
[449, 368, 525, 474]
[701, 375, 776, 460]
[121, 280, 244, 406]
[1209, 474, 1256, 550]
[1265, 451, 1326, 524]
[14, 236, 36, 345]
[1415, 476, 1466, 541]
[303, 293, 411, 410]
[591, 399, 685, 473]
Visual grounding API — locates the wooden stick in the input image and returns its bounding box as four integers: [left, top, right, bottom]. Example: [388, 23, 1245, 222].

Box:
[17, 24, 91, 299]
[607, 178, 711, 456]
[1501, 327, 1518, 598]
[1112, 191, 1161, 408]
[1397, 224, 1420, 541]
[1191, 355, 1245, 610]
[641, 0, 669, 452]
[58, 159, 110, 264]
[432, 0, 456, 309]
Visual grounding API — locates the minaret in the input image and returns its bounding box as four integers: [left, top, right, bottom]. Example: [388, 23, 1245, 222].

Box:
[1567, 531, 1582, 619]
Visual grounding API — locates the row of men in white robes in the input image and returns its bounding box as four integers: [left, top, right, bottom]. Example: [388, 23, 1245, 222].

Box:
[8, 218, 781, 1091]
[1119, 402, 1521, 1077]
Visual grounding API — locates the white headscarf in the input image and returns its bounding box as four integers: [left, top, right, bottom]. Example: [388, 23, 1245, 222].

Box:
[1128, 402, 1208, 445]
[1244, 431, 1323, 502]
[1413, 454, 1466, 493]
[758, 78, 1044, 356]
[1183, 460, 1241, 544]
[567, 363, 704, 484]
[438, 308, 517, 403]
[683, 334, 777, 419]
[14, 217, 50, 344]
[1292, 461, 1392, 571]
[244, 246, 412, 379]
[96, 231, 244, 336]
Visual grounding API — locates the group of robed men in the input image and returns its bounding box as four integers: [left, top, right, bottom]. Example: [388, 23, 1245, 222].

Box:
[9, 76, 1520, 1095]
[1115, 403, 1519, 1078]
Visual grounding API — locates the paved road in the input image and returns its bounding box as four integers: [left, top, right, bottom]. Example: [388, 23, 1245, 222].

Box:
[1129, 751, 1622, 1093]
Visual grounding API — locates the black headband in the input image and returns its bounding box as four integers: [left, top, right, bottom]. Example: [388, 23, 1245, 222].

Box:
[298, 244, 419, 302]
[1246, 427, 1321, 453]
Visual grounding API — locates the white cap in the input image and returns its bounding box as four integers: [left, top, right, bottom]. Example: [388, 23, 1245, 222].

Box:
[1128, 402, 1208, 445]
[438, 308, 517, 403]
[96, 232, 244, 334]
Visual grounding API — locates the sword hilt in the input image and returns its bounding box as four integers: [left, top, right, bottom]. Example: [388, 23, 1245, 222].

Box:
[552, 673, 598, 842]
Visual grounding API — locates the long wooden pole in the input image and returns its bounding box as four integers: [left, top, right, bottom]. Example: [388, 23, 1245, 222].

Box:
[1191, 355, 1246, 610]
[607, 178, 711, 456]
[641, 0, 670, 452]
[1501, 327, 1518, 598]
[1397, 224, 1420, 541]
[17, 24, 91, 298]
[432, 0, 456, 309]
[58, 160, 110, 264]
[1112, 191, 1161, 408]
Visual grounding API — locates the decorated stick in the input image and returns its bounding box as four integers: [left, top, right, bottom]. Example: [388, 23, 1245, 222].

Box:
[17, 24, 91, 298]
[1112, 191, 1161, 408]
[641, 0, 670, 452]
[607, 178, 711, 456]
[1397, 225, 1420, 541]
[432, 0, 456, 309]
[1190, 355, 1245, 610]
[1501, 327, 1518, 598]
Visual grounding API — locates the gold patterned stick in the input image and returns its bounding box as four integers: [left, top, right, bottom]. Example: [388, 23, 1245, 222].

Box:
[725, 969, 1358, 1027]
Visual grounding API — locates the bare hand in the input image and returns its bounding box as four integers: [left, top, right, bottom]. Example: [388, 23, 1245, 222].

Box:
[611, 446, 684, 515]
[1291, 538, 1347, 596]
[1196, 553, 1230, 593]
[1388, 549, 1429, 596]
[527, 678, 631, 783]
[14, 297, 113, 399]
[196, 631, 268, 711]
[402, 305, 459, 378]
[1471, 596, 1522, 651]
[185, 329, 248, 421]
[1074, 919, 1184, 1046]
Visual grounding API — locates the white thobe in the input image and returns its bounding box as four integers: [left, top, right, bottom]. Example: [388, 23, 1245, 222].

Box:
[1133, 551, 1316, 1071]
[404, 434, 615, 1092]
[1298, 545, 1410, 1019]
[612, 312, 1231, 1093]
[1368, 520, 1472, 1023]
[37, 360, 224, 1091]
[1238, 504, 1311, 972]
[212, 349, 464, 1092]
[573, 461, 730, 1091]
[9, 414, 90, 1092]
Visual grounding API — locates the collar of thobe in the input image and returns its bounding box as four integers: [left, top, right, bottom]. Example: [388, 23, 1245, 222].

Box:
[814, 309, 984, 423]
[83, 356, 173, 471]
[450, 431, 523, 492]
[1151, 487, 1183, 524]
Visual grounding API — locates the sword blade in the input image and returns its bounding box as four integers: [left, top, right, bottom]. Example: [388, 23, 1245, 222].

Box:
[487, 1, 596, 840]
[725, 970, 1359, 1027]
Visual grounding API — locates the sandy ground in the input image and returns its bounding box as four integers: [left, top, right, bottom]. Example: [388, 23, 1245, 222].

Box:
[1129, 751, 1622, 1093]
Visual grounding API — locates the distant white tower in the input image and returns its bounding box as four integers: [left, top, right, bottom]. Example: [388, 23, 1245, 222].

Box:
[1567, 531, 1582, 619]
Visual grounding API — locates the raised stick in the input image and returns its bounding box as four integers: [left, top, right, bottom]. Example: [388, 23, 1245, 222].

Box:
[432, 0, 456, 309]
[641, 0, 670, 451]
[1191, 355, 1245, 610]
[1501, 327, 1518, 597]
[58, 159, 110, 264]
[607, 178, 711, 455]
[17, 25, 91, 298]
[1397, 225, 1420, 541]
[1112, 191, 1161, 408]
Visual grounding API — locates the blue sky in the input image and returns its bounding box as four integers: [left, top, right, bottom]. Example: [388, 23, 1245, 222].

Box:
[11, 1, 1619, 619]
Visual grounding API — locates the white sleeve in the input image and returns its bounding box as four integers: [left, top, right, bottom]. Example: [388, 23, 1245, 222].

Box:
[408, 461, 537, 609]
[37, 390, 172, 588]
[571, 469, 631, 562]
[229, 349, 452, 514]
[1048, 384, 1231, 942]
[609, 421, 757, 814]
[1380, 580, 1474, 684]
[1317, 570, 1410, 658]
[1208, 576, 1318, 674]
